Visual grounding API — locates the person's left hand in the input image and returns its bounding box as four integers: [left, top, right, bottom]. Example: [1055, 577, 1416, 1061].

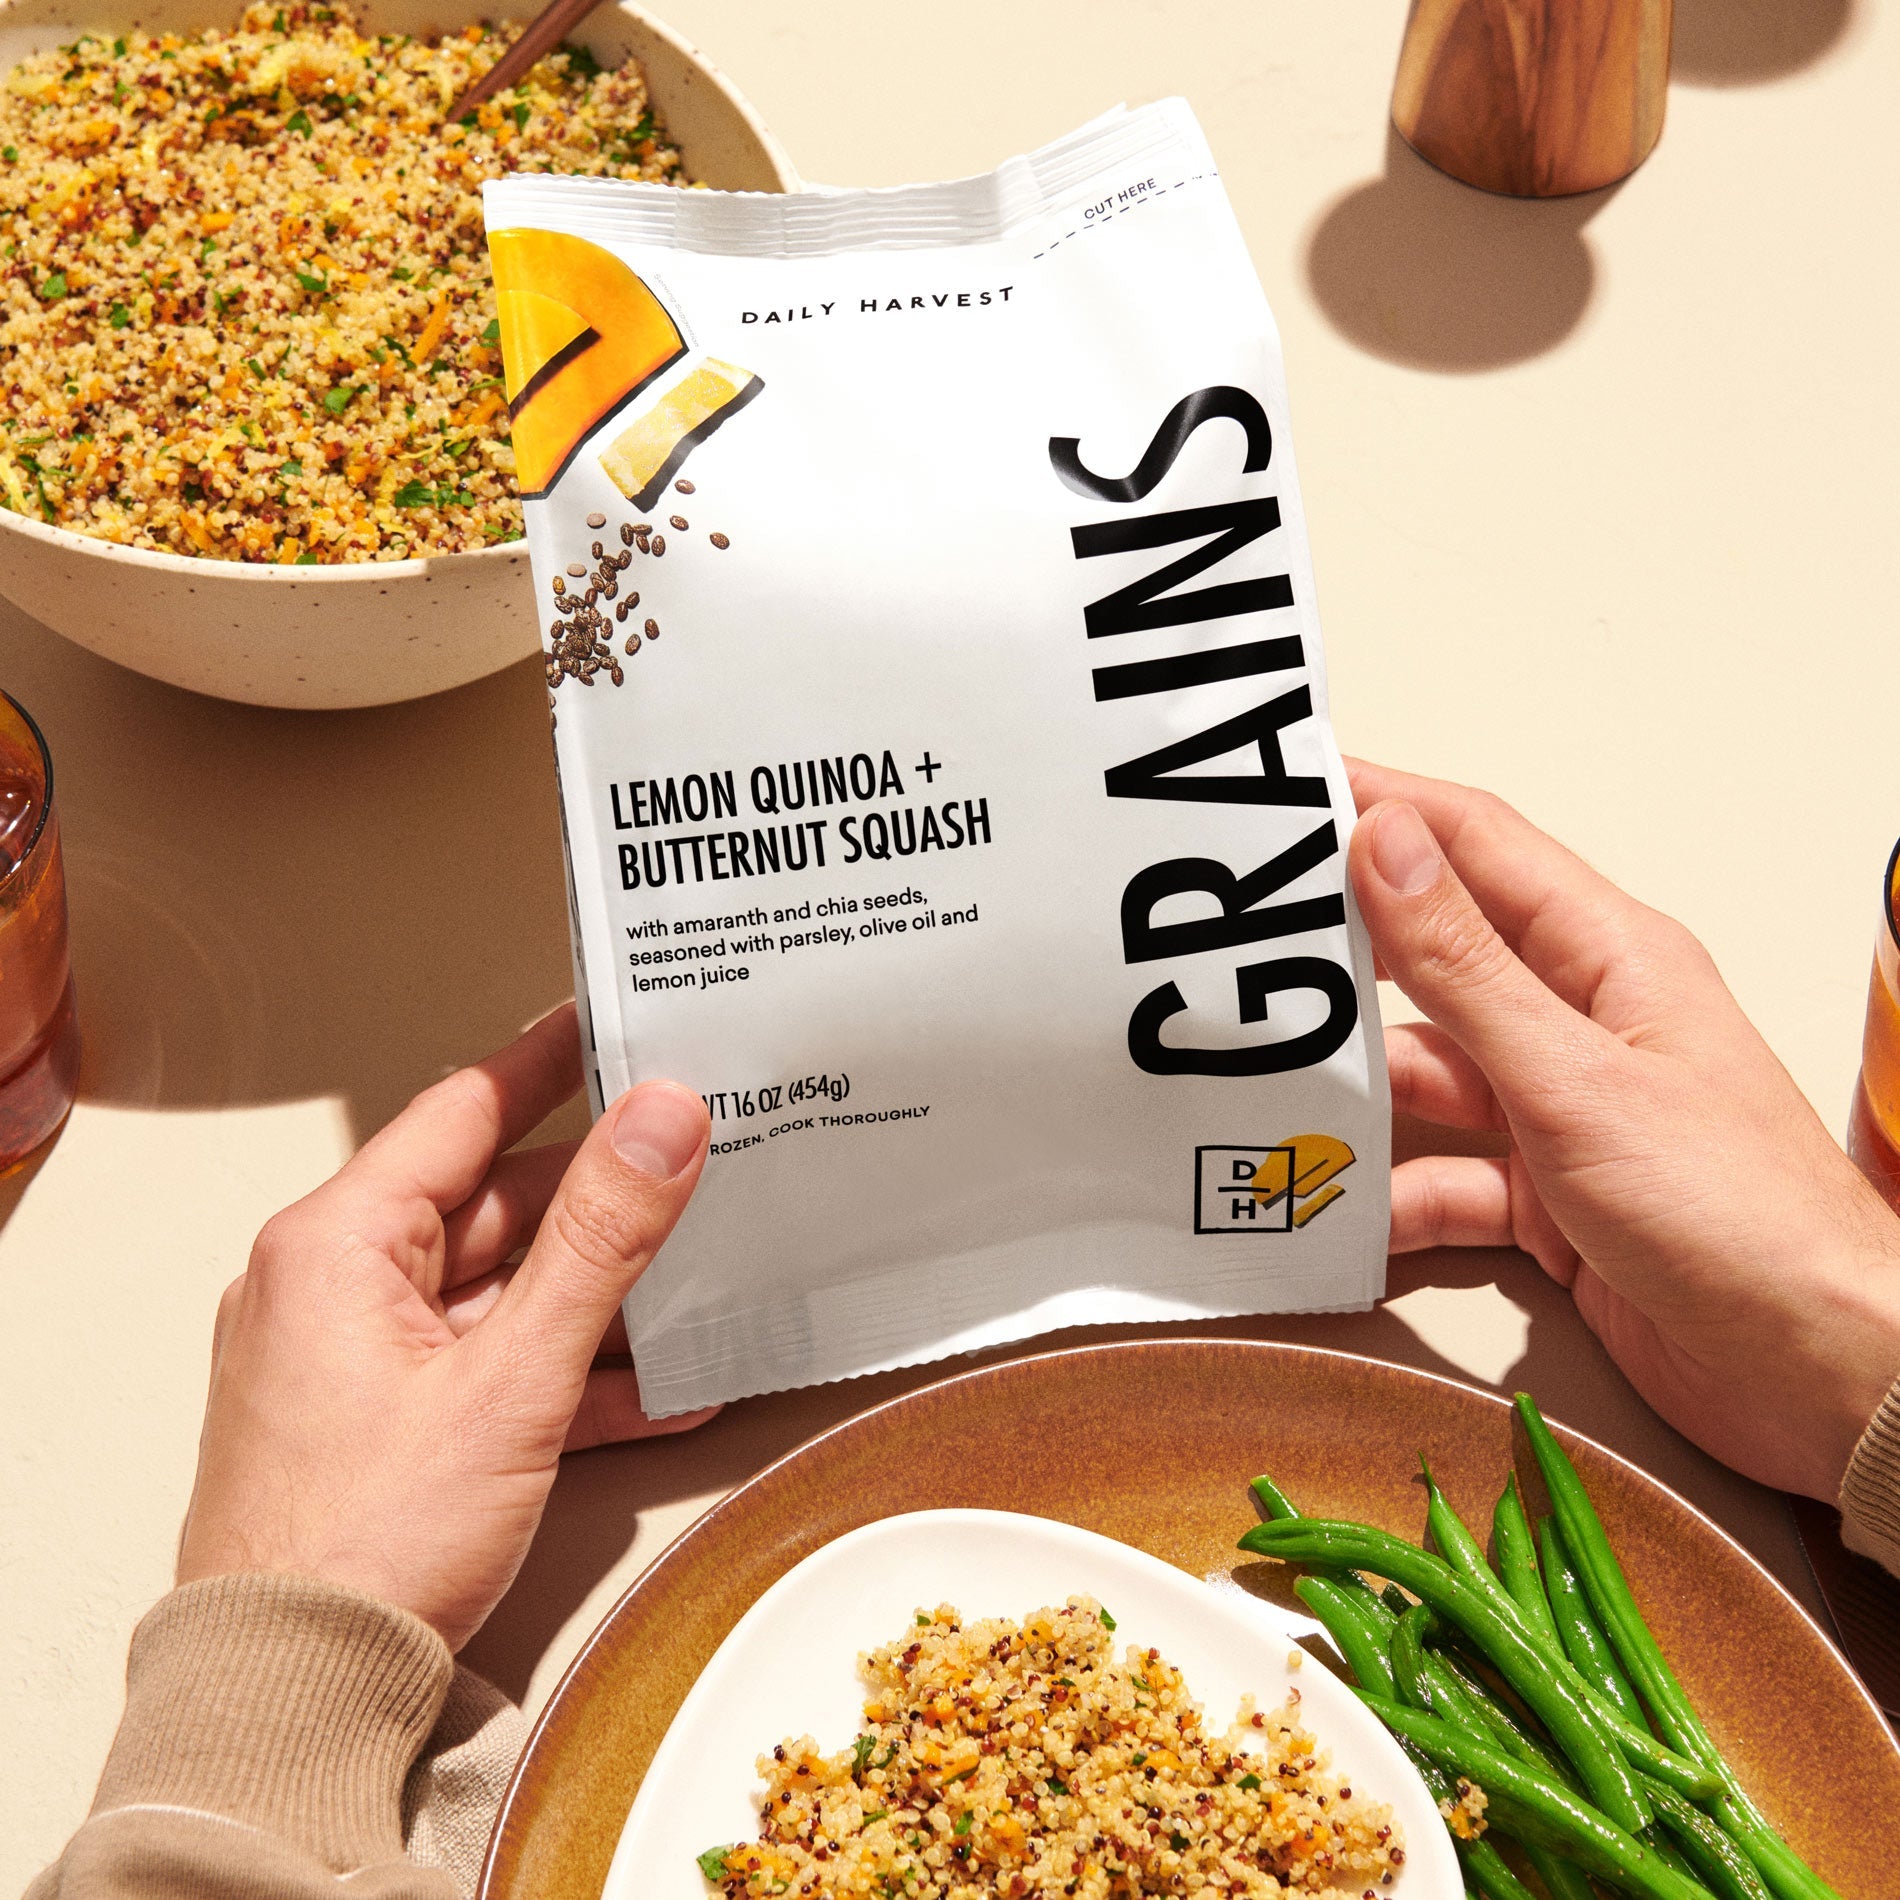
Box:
[176, 1003, 714, 1649]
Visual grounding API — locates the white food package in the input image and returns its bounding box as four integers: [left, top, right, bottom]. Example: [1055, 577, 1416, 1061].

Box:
[484, 100, 1389, 1417]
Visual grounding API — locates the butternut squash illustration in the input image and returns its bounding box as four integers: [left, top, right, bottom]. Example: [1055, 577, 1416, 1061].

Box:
[1254, 1133, 1355, 1227]
[487, 229, 687, 497]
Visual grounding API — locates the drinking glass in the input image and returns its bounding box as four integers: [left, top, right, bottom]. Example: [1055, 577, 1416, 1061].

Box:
[1848, 839, 1900, 1210]
[0, 693, 78, 1169]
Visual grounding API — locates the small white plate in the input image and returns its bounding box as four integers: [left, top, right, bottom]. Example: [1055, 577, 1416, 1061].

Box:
[602, 1507, 1460, 1899]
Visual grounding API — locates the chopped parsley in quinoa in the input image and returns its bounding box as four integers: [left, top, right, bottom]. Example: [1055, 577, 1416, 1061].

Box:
[701, 1597, 1405, 1899]
[0, 2, 687, 562]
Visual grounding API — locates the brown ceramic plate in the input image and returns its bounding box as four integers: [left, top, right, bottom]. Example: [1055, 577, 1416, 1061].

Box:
[479, 1341, 1900, 1899]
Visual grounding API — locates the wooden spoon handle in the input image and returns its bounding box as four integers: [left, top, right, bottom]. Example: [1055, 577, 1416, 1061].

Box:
[446, 0, 606, 122]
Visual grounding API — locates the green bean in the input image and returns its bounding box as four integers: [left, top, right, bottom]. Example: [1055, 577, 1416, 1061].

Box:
[1511, 1396, 1719, 1758]
[1426, 1641, 1580, 1789]
[1713, 1802, 1833, 1900]
[1465, 1843, 1544, 1900]
[1541, 1513, 1645, 1726]
[1493, 1474, 1562, 1652]
[1246, 1513, 1717, 1805]
[1251, 1471, 1393, 1617]
[1576, 1686, 1714, 1800]
[1390, 1602, 1439, 1709]
[1424, 1454, 1501, 1586]
[1359, 1585, 1399, 1632]
[1382, 1571, 1717, 1810]
[1397, 1731, 1452, 1794]
[1301, 1570, 1550, 1900]
[1652, 1838, 1706, 1884]
[1418, 1475, 1709, 1801]
[1238, 1518, 1651, 1832]
[1513, 1395, 1842, 1900]
[1398, 1679, 1603, 1900]
[1526, 1842, 1602, 1900]
[1438, 1476, 1711, 1799]
[1409, 1601, 1678, 1900]
[1250, 1472, 1302, 1520]
[1432, 1648, 1558, 1752]
[1292, 1574, 1397, 1698]
[1642, 1779, 1774, 1900]
[1390, 1630, 1597, 1900]
[1396, 1734, 1544, 1900]
[1426, 1462, 1672, 1792]
[1360, 1697, 1717, 1900]
[1421, 1650, 1530, 1755]
[1579, 1691, 1715, 1801]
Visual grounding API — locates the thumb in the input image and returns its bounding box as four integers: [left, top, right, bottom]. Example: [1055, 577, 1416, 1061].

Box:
[483, 1079, 709, 1388]
[1349, 800, 1603, 1105]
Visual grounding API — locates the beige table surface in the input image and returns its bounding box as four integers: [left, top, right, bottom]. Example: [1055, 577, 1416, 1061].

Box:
[4, 0, 1897, 1885]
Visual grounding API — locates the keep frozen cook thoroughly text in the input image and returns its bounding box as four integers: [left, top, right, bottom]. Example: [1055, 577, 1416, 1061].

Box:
[484, 101, 1390, 1415]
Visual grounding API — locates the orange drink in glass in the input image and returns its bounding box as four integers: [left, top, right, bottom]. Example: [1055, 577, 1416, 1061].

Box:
[0, 693, 78, 1169]
[1848, 841, 1900, 1210]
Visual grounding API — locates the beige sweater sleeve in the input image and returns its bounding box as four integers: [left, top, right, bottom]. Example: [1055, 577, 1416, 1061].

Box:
[27, 1574, 526, 1900]
[1839, 1375, 1900, 1578]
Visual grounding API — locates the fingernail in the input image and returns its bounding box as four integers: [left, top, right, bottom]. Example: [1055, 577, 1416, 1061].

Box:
[611, 1082, 706, 1179]
[1370, 803, 1442, 896]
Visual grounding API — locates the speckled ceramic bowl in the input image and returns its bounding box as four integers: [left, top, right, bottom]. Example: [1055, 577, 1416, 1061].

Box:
[0, 0, 796, 709]
[478, 1340, 1900, 1900]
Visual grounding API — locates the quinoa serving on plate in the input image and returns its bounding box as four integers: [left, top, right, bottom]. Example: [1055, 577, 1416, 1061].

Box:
[0, 1, 686, 563]
[700, 1597, 1407, 1899]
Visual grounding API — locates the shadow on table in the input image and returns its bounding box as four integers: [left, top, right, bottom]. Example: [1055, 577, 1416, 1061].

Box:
[1671, 0, 1856, 85]
[1303, 127, 1616, 374]
[0, 1139, 53, 1239]
[0, 610, 580, 1146]
[1305, 0, 1860, 378]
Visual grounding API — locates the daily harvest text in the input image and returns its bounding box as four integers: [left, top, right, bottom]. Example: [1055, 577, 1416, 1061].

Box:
[607, 748, 993, 891]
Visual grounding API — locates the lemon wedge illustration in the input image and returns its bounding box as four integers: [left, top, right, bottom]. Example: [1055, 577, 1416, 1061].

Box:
[599, 356, 762, 512]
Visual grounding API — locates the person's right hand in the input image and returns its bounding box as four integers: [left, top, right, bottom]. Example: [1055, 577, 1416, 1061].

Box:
[176, 1003, 714, 1649]
[1349, 761, 1900, 1502]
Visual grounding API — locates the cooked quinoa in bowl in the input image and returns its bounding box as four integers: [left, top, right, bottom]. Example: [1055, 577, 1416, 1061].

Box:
[700, 1597, 1408, 1900]
[0, 0, 687, 564]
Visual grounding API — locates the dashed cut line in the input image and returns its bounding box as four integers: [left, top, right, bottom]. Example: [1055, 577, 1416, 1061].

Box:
[1030, 171, 1217, 261]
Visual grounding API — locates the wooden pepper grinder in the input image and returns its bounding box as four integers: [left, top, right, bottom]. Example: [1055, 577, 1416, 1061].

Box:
[1392, 0, 1673, 197]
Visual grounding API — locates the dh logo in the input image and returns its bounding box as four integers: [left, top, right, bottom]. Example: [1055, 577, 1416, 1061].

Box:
[1193, 1135, 1356, 1234]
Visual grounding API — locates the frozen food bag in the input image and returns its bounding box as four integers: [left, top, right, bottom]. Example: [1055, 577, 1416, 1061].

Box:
[484, 99, 1389, 1416]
